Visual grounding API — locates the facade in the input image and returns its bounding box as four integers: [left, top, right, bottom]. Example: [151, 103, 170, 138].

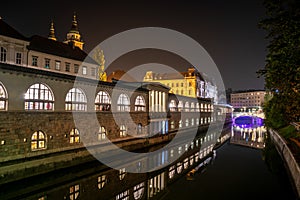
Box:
[143, 67, 218, 103]
[230, 90, 266, 108]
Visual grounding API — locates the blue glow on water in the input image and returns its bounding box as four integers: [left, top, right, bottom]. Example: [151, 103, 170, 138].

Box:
[234, 116, 264, 128]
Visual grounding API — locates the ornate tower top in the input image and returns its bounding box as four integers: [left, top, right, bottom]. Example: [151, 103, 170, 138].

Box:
[48, 21, 57, 41]
[64, 13, 84, 50]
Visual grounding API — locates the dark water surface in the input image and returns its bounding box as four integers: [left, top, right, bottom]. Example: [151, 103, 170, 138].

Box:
[162, 141, 297, 200]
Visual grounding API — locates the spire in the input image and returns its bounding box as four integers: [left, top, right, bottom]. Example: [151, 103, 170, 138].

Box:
[48, 20, 57, 41]
[64, 12, 84, 50]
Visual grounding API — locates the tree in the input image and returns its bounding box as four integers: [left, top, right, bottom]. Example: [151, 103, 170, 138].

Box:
[258, 0, 300, 126]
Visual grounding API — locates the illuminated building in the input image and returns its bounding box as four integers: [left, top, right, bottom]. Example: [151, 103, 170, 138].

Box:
[63, 13, 84, 50]
[143, 67, 218, 102]
[230, 90, 266, 108]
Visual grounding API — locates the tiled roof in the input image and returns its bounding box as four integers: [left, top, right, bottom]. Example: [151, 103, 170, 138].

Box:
[0, 18, 28, 40]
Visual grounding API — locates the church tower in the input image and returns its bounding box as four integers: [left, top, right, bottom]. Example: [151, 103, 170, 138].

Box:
[48, 21, 57, 41]
[64, 13, 84, 50]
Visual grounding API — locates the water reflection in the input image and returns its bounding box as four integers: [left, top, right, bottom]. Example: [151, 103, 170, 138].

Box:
[231, 116, 266, 149]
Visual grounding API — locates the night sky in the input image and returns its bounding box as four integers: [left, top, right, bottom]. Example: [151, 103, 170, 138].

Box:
[0, 0, 267, 91]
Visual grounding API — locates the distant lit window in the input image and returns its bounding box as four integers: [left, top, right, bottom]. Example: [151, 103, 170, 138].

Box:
[178, 101, 183, 111]
[168, 165, 175, 179]
[184, 102, 189, 112]
[137, 123, 142, 134]
[69, 184, 80, 200]
[170, 121, 175, 129]
[0, 47, 7, 62]
[65, 88, 87, 111]
[0, 83, 8, 110]
[15, 52, 22, 64]
[169, 100, 177, 112]
[31, 130, 46, 150]
[55, 61, 61, 70]
[117, 93, 130, 111]
[191, 118, 194, 126]
[116, 189, 129, 200]
[82, 66, 87, 75]
[74, 64, 79, 73]
[70, 128, 80, 143]
[95, 91, 111, 111]
[32, 56, 38, 66]
[185, 119, 189, 127]
[183, 158, 189, 169]
[190, 102, 195, 112]
[196, 103, 200, 112]
[179, 120, 182, 128]
[97, 175, 107, 190]
[98, 126, 106, 140]
[119, 168, 126, 180]
[24, 83, 54, 110]
[135, 96, 145, 111]
[44, 58, 50, 69]
[189, 155, 194, 165]
[133, 182, 145, 200]
[120, 125, 127, 137]
[65, 62, 70, 72]
[177, 162, 182, 174]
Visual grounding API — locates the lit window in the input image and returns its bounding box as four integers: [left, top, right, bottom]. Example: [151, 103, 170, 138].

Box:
[98, 126, 106, 140]
[168, 165, 175, 179]
[120, 125, 127, 137]
[185, 119, 189, 127]
[189, 155, 194, 165]
[70, 128, 80, 143]
[31, 130, 46, 150]
[24, 83, 54, 110]
[170, 121, 175, 129]
[169, 100, 177, 112]
[183, 158, 189, 169]
[82, 66, 87, 75]
[0, 47, 7, 62]
[65, 88, 87, 111]
[177, 162, 182, 174]
[69, 184, 79, 200]
[119, 168, 126, 180]
[190, 102, 195, 112]
[32, 56, 38, 66]
[0, 82, 8, 110]
[44, 58, 50, 69]
[65, 62, 70, 72]
[15, 52, 22, 64]
[95, 91, 111, 111]
[55, 61, 61, 70]
[117, 93, 130, 111]
[179, 120, 182, 128]
[178, 101, 183, 111]
[137, 123, 142, 134]
[135, 96, 145, 111]
[191, 118, 194, 126]
[116, 190, 129, 200]
[97, 175, 107, 190]
[184, 102, 189, 112]
[133, 182, 145, 200]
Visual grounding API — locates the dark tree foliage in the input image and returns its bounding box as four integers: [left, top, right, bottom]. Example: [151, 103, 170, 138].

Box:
[258, 0, 300, 127]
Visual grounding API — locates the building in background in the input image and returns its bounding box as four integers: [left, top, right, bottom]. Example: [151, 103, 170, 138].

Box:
[230, 90, 266, 109]
[143, 67, 218, 103]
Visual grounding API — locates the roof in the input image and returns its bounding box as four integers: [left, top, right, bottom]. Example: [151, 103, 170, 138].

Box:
[107, 70, 137, 82]
[27, 35, 96, 64]
[0, 18, 28, 41]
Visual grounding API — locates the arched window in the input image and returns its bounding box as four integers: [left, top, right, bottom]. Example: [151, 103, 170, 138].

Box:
[133, 182, 145, 200]
[135, 96, 145, 111]
[169, 100, 177, 112]
[184, 102, 190, 112]
[137, 123, 142, 134]
[95, 91, 111, 111]
[190, 102, 195, 112]
[117, 93, 130, 111]
[178, 101, 183, 112]
[31, 130, 46, 150]
[25, 83, 54, 110]
[0, 82, 8, 110]
[70, 128, 80, 143]
[0, 47, 7, 62]
[98, 126, 106, 140]
[65, 88, 87, 111]
[120, 125, 127, 137]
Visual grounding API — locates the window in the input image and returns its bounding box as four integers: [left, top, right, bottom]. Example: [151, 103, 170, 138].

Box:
[169, 100, 177, 112]
[181, 83, 184, 87]
[116, 190, 129, 200]
[44, 58, 50, 68]
[65, 62, 70, 72]
[117, 93, 130, 111]
[178, 101, 183, 112]
[15, 52, 22, 64]
[170, 121, 175, 129]
[55, 61, 61, 70]
[65, 88, 87, 111]
[177, 162, 183, 174]
[32, 56, 38, 66]
[184, 102, 190, 112]
[135, 96, 145, 111]
[190, 102, 195, 112]
[98, 126, 106, 140]
[133, 182, 145, 200]
[69, 184, 80, 200]
[119, 168, 126, 180]
[179, 120, 182, 128]
[24, 83, 54, 110]
[95, 91, 111, 111]
[196, 103, 200, 112]
[0, 83, 8, 110]
[183, 158, 189, 169]
[31, 131, 46, 150]
[137, 123, 142, 134]
[168, 165, 175, 179]
[91, 67, 96, 76]
[120, 125, 127, 137]
[0, 47, 7, 62]
[70, 128, 80, 143]
[97, 175, 107, 190]
[74, 64, 79, 73]
[82, 66, 87, 75]
[185, 119, 189, 127]
[176, 83, 179, 87]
